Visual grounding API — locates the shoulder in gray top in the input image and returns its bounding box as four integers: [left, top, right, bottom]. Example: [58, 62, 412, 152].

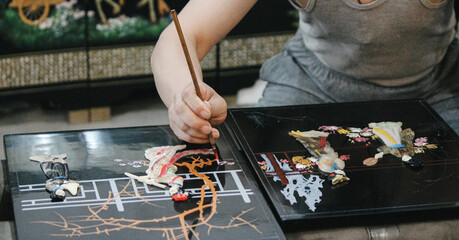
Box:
[286, 0, 456, 86]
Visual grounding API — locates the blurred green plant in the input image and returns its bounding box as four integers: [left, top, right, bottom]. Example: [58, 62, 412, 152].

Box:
[0, 9, 82, 51]
[89, 15, 170, 46]
[0, 0, 170, 53]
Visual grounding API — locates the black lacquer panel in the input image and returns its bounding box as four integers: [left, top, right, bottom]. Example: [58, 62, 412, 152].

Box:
[227, 100, 459, 221]
[4, 125, 284, 239]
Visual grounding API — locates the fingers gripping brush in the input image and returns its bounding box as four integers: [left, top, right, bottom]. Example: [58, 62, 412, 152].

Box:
[171, 9, 220, 163]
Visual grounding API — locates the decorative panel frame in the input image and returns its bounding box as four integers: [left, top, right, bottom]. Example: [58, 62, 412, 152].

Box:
[0, 33, 294, 89]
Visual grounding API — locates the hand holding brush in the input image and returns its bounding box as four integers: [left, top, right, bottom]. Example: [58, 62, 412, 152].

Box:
[170, 9, 224, 160]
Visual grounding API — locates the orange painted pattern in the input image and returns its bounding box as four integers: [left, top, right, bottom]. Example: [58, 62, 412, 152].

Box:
[34, 155, 260, 240]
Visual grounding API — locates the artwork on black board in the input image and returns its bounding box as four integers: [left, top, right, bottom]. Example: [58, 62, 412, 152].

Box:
[29, 154, 80, 201]
[32, 147, 252, 238]
[0, 0, 296, 54]
[0, 0, 172, 53]
[5, 126, 284, 239]
[227, 100, 459, 221]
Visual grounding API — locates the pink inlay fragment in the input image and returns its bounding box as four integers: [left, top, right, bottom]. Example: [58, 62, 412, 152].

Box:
[362, 127, 373, 132]
[354, 137, 369, 143]
[318, 125, 341, 132]
[363, 157, 378, 166]
[218, 161, 235, 166]
[414, 137, 428, 147]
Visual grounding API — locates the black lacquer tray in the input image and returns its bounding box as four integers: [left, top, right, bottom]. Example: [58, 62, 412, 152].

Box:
[4, 125, 284, 240]
[227, 100, 459, 221]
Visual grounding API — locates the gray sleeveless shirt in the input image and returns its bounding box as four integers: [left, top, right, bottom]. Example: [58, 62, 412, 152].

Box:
[264, 0, 456, 86]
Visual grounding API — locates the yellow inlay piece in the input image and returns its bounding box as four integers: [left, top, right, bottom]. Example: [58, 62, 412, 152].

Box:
[295, 130, 305, 137]
[292, 156, 304, 163]
[425, 144, 438, 149]
[374, 128, 397, 145]
[337, 128, 350, 134]
[292, 156, 311, 165]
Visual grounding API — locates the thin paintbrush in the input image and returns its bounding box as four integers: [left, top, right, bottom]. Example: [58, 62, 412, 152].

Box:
[170, 9, 220, 161]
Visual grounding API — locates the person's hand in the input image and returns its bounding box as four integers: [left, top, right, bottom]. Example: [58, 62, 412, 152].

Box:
[168, 81, 227, 143]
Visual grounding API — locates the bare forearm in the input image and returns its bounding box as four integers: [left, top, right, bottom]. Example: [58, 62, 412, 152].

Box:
[150, 0, 256, 143]
[151, 0, 256, 108]
[151, 25, 203, 108]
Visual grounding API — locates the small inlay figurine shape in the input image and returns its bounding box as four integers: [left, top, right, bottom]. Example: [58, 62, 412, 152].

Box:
[125, 145, 191, 201]
[369, 122, 422, 168]
[290, 130, 349, 185]
[30, 154, 80, 201]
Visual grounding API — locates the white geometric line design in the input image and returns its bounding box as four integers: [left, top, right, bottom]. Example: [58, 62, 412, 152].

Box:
[109, 179, 124, 212]
[92, 181, 101, 200]
[19, 170, 252, 212]
[231, 171, 251, 203]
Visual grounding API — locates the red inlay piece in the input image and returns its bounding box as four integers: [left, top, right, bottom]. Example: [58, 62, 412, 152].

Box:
[172, 193, 189, 201]
[156, 148, 166, 155]
[266, 153, 289, 185]
[319, 136, 327, 149]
